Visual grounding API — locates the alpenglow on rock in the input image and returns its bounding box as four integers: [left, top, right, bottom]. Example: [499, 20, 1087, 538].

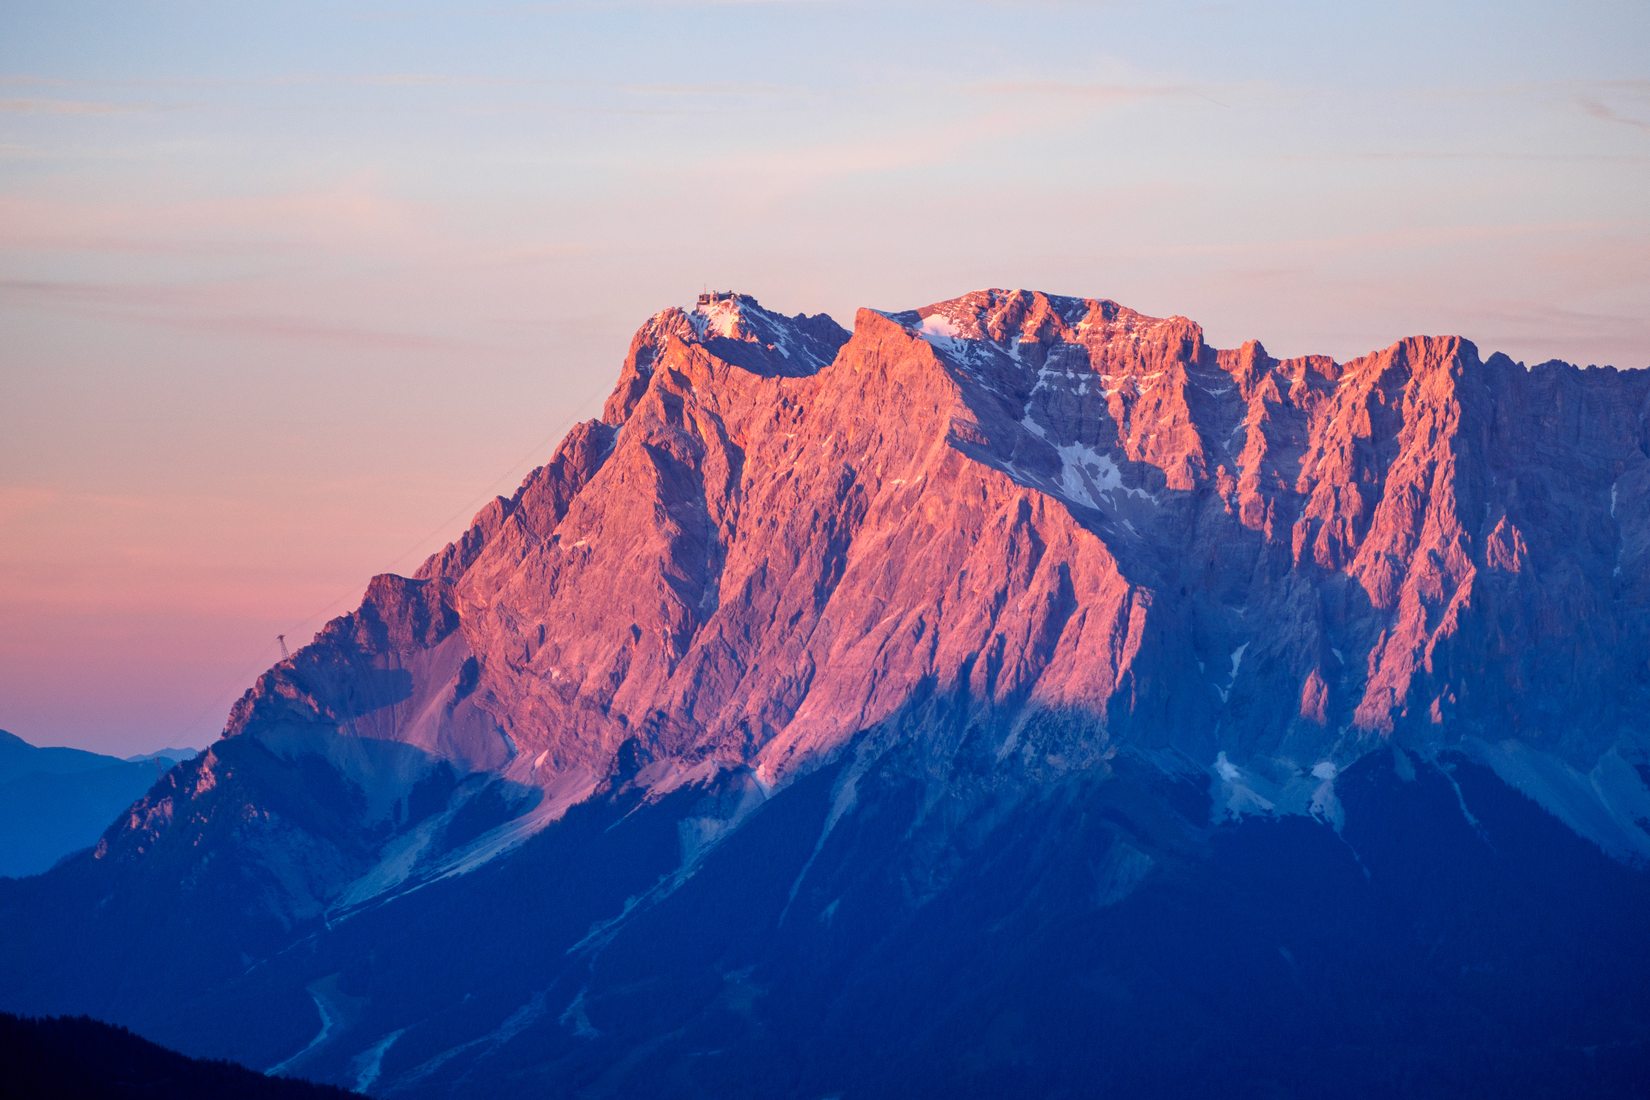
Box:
[4, 288, 1650, 1097]
[170, 287, 1650, 861]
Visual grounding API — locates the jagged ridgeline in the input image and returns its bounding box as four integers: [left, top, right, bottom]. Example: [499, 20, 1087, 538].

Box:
[4, 289, 1649, 1097]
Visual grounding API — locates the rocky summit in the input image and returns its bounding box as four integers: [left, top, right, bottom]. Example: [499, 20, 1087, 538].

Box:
[4, 289, 1650, 1097]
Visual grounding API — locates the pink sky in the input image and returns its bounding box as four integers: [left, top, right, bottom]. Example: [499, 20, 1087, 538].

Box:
[3, 1, 1648, 754]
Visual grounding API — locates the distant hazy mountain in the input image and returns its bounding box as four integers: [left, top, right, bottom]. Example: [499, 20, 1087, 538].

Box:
[0, 729, 172, 878]
[125, 746, 202, 765]
[3, 290, 1649, 1095]
[0, 1012, 361, 1099]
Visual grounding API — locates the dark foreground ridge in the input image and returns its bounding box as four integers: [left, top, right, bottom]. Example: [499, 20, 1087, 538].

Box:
[0, 1012, 362, 1099]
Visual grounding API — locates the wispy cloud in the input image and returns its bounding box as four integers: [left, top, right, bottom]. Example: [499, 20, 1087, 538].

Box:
[0, 181, 427, 258]
[155, 310, 486, 352]
[1454, 78, 1650, 135]
[617, 80, 801, 98]
[1143, 218, 1633, 262]
[0, 97, 151, 115]
[1, 276, 482, 353]
[973, 79, 1226, 108]
[1282, 148, 1650, 164]
[1579, 97, 1650, 133]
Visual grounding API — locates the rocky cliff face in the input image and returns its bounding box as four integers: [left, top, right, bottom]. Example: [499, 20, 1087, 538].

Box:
[141, 289, 1650, 878]
[5, 289, 1650, 1096]
[430, 289, 1650, 777]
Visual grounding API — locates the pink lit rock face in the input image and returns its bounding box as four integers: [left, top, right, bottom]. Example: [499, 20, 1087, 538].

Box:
[96, 289, 1650, 920]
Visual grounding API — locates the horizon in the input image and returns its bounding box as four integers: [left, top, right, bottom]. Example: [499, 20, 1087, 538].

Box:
[4, 0, 1649, 755]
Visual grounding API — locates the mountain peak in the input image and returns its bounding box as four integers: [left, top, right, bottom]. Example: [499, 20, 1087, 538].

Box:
[673, 289, 847, 374]
[602, 291, 849, 424]
[874, 288, 1204, 387]
[685, 289, 761, 340]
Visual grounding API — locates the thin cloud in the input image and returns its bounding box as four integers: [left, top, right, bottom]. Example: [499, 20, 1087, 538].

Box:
[1579, 97, 1650, 133]
[161, 311, 485, 353]
[0, 75, 73, 88]
[617, 80, 801, 98]
[1142, 219, 1631, 262]
[0, 97, 151, 115]
[975, 79, 1218, 106]
[0, 277, 209, 309]
[0, 277, 485, 354]
[1283, 149, 1650, 164]
[305, 72, 548, 89]
[1429, 78, 1650, 134]
[0, 183, 427, 258]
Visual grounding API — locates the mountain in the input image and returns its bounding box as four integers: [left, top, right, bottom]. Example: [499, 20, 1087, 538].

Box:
[0, 729, 178, 878]
[2, 289, 1649, 1096]
[0, 1012, 362, 1099]
[124, 747, 202, 766]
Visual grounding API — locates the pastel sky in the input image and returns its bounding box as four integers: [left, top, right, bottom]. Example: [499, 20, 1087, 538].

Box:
[2, 0, 1647, 755]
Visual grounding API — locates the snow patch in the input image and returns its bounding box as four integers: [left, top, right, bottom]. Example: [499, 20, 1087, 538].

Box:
[329, 768, 601, 923]
[331, 800, 456, 913]
[691, 296, 743, 339]
[433, 770, 598, 882]
[561, 985, 598, 1039]
[1214, 752, 1241, 783]
[268, 983, 339, 1076]
[917, 312, 963, 345]
[1439, 760, 1486, 835]
[352, 1029, 405, 1093]
[1216, 643, 1248, 702]
[1212, 751, 1275, 819]
[1040, 440, 1153, 510]
[1209, 752, 1350, 829]
[570, 772, 770, 955]
[780, 769, 860, 922]
[1308, 761, 1344, 829]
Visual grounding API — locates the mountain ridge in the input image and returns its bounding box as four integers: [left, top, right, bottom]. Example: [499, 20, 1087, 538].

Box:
[0, 728, 179, 878]
[90, 287, 1650, 915]
[4, 286, 1649, 1096]
[0, 1012, 363, 1099]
